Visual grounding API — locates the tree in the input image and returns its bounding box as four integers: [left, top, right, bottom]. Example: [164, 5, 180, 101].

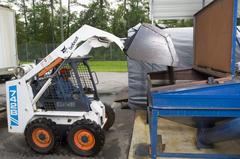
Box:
[111, 5, 126, 37]
[5, 0, 29, 42]
[27, 2, 52, 43]
[16, 14, 27, 44]
[110, 0, 150, 37]
[67, 0, 71, 37]
[66, 0, 80, 37]
[125, 0, 150, 29]
[22, 0, 28, 29]
[50, 0, 55, 44]
[32, 0, 36, 36]
[54, 6, 78, 43]
[158, 19, 193, 28]
[11, 0, 29, 41]
[5, 0, 160, 46]
[59, 0, 64, 42]
[71, 1, 110, 32]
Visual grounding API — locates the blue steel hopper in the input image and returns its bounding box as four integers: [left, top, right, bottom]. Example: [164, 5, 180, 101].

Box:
[148, 0, 240, 158]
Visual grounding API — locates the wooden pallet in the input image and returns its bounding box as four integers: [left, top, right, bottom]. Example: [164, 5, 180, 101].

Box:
[128, 110, 240, 159]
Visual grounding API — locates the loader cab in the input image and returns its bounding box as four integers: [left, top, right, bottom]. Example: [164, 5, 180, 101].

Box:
[32, 56, 99, 111]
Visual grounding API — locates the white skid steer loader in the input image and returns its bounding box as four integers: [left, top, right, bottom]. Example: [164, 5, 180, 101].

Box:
[6, 25, 123, 157]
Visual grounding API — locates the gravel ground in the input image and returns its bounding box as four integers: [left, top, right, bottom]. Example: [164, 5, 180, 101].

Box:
[0, 72, 134, 159]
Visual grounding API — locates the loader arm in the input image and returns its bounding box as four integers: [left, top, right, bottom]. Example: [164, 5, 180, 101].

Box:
[23, 25, 124, 81]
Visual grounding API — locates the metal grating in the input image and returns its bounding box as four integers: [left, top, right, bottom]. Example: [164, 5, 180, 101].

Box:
[32, 59, 92, 111]
[78, 62, 95, 95]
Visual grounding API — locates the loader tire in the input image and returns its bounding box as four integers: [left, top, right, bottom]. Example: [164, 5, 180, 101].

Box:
[67, 119, 105, 157]
[103, 103, 115, 131]
[24, 118, 59, 154]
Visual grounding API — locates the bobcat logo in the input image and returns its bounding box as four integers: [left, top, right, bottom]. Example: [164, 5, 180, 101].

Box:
[61, 36, 79, 54]
[61, 46, 67, 53]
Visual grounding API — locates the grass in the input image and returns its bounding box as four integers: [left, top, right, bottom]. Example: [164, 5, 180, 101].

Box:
[89, 61, 127, 72]
[21, 60, 128, 72]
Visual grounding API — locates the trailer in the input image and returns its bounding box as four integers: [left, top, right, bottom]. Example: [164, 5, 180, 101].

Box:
[0, 5, 18, 81]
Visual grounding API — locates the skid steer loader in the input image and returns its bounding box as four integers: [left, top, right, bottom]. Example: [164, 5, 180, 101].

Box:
[6, 25, 123, 156]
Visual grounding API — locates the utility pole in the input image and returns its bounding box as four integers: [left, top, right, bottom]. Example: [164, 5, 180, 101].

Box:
[59, 0, 64, 42]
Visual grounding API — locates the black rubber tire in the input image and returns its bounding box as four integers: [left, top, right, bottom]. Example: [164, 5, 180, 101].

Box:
[103, 103, 115, 131]
[67, 119, 105, 157]
[24, 118, 59, 154]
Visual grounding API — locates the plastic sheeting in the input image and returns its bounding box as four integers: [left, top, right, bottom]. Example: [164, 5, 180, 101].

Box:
[128, 27, 240, 109]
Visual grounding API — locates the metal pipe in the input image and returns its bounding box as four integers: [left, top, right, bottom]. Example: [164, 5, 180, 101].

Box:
[197, 118, 240, 147]
[32, 78, 52, 109]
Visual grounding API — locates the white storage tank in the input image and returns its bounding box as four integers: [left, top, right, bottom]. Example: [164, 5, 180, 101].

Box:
[0, 5, 18, 80]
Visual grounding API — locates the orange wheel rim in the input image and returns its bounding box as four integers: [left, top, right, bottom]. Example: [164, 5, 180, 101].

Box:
[74, 129, 95, 151]
[32, 128, 52, 148]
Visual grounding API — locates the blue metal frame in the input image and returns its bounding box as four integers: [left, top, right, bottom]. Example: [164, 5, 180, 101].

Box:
[149, 0, 239, 158]
[149, 107, 240, 159]
[149, 82, 240, 159]
[231, 0, 238, 76]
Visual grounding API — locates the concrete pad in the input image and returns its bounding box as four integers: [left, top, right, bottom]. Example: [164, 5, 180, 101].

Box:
[96, 72, 128, 105]
[96, 72, 128, 95]
[129, 110, 240, 159]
